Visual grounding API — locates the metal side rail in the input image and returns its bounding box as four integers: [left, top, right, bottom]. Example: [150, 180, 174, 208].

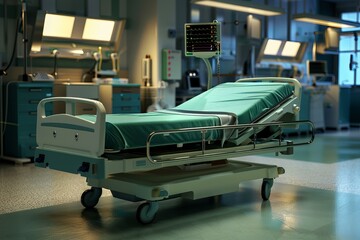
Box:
[146, 120, 314, 164]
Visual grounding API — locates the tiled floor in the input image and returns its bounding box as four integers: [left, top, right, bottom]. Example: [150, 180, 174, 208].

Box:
[0, 129, 359, 239]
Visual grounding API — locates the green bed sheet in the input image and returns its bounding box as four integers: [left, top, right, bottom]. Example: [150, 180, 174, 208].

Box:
[83, 81, 293, 151]
[174, 82, 293, 123]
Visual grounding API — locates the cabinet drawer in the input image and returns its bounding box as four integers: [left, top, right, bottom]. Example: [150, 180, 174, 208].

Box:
[17, 87, 53, 101]
[113, 105, 141, 113]
[113, 93, 140, 106]
[14, 143, 37, 158]
[19, 133, 37, 143]
[4, 143, 36, 158]
[113, 87, 140, 94]
[17, 110, 52, 125]
[3, 127, 37, 158]
[113, 93, 140, 100]
[75, 103, 97, 115]
[3, 83, 53, 158]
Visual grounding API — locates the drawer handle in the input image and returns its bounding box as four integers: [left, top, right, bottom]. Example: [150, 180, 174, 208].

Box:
[121, 97, 132, 101]
[29, 111, 37, 115]
[29, 88, 42, 92]
[29, 133, 36, 137]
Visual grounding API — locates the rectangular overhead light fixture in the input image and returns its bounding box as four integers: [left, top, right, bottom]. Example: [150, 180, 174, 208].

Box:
[192, 0, 284, 16]
[30, 11, 126, 58]
[263, 39, 282, 55]
[43, 14, 75, 38]
[257, 38, 307, 63]
[293, 13, 360, 28]
[282, 41, 301, 57]
[82, 19, 115, 41]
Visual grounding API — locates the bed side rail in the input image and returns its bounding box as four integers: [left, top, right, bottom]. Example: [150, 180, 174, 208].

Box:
[37, 97, 106, 157]
[146, 120, 314, 164]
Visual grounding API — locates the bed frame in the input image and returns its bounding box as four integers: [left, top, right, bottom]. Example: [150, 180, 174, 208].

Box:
[34, 77, 314, 224]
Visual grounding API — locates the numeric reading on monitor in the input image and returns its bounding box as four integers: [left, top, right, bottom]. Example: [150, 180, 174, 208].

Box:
[185, 23, 221, 57]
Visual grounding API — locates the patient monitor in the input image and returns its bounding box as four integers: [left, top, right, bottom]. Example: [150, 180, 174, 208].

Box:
[184, 21, 221, 90]
[184, 21, 221, 58]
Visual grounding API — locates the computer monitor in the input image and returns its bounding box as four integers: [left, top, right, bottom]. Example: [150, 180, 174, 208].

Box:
[186, 71, 202, 91]
[188, 77, 201, 91]
[307, 60, 327, 76]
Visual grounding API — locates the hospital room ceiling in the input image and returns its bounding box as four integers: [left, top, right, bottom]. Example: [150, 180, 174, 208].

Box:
[283, 0, 360, 11]
[315, 0, 360, 11]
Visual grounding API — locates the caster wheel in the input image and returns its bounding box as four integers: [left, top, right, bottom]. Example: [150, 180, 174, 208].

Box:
[81, 187, 102, 208]
[136, 202, 159, 225]
[261, 178, 274, 201]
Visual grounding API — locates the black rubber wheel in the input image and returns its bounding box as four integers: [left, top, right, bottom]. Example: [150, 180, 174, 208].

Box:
[81, 187, 102, 208]
[261, 179, 274, 201]
[136, 202, 157, 225]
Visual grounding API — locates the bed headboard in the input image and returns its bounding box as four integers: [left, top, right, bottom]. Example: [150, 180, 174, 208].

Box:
[36, 97, 106, 157]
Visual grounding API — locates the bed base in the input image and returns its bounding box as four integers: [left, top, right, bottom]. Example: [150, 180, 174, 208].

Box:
[35, 123, 312, 224]
[82, 159, 283, 224]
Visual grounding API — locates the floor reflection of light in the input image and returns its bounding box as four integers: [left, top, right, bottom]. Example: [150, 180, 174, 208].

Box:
[279, 194, 299, 231]
[281, 214, 298, 231]
[335, 158, 360, 239]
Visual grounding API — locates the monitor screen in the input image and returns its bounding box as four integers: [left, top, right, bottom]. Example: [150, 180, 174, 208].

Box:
[187, 76, 201, 91]
[307, 60, 327, 76]
[184, 22, 221, 57]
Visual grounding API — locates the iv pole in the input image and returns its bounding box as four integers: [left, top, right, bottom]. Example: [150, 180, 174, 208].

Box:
[21, 0, 28, 81]
[353, 32, 358, 86]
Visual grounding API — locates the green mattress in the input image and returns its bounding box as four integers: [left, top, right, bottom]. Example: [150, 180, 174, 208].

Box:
[83, 81, 293, 151]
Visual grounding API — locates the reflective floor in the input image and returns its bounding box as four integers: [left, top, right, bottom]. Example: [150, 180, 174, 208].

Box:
[0, 129, 359, 240]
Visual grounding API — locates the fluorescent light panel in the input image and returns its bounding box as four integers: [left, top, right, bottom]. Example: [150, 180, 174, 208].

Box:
[282, 41, 300, 57]
[293, 13, 360, 28]
[82, 19, 115, 41]
[193, 0, 284, 16]
[43, 14, 75, 38]
[264, 39, 282, 55]
[263, 39, 302, 57]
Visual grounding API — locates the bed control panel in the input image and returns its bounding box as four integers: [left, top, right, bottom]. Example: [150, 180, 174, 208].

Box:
[184, 21, 221, 58]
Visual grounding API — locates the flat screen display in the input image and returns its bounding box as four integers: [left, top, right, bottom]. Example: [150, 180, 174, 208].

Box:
[187, 77, 201, 91]
[184, 22, 221, 57]
[307, 60, 327, 76]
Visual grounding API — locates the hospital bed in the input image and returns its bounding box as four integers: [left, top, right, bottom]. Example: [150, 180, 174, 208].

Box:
[34, 77, 314, 224]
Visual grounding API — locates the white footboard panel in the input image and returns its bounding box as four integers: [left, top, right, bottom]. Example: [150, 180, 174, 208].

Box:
[37, 97, 106, 157]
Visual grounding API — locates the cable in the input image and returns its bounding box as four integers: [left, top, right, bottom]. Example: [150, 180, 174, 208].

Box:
[0, 75, 3, 157]
[0, 16, 21, 76]
[0, 8, 22, 158]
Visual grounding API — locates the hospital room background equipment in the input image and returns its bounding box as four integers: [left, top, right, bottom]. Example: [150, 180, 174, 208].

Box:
[34, 77, 314, 224]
